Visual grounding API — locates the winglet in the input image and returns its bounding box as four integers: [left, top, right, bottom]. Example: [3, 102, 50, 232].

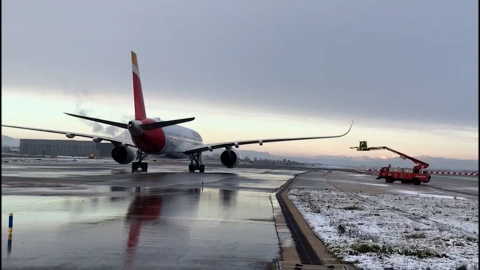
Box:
[345, 120, 354, 135]
[132, 51, 147, 120]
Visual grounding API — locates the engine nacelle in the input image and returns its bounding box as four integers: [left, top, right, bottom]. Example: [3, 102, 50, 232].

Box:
[111, 145, 136, 164]
[66, 133, 75, 139]
[220, 149, 240, 168]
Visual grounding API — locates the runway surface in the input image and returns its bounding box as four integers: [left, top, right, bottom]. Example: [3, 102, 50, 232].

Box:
[303, 170, 478, 199]
[1, 158, 304, 269]
[2, 157, 477, 269]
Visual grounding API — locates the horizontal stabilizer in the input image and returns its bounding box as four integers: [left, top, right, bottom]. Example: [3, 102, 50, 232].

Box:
[141, 117, 195, 130]
[64, 113, 128, 129]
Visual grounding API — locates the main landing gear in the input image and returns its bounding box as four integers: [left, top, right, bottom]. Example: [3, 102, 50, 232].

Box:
[188, 152, 205, 173]
[132, 150, 148, 173]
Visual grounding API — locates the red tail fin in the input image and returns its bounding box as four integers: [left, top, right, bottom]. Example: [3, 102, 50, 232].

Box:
[131, 51, 147, 120]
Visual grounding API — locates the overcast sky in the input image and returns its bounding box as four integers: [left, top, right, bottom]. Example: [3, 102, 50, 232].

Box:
[2, 0, 478, 160]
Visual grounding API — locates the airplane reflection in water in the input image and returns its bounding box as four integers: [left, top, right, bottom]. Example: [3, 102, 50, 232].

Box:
[125, 193, 162, 264]
[120, 186, 239, 268]
[121, 186, 201, 268]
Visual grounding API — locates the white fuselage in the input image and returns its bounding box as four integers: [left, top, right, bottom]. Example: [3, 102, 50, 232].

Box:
[159, 125, 203, 158]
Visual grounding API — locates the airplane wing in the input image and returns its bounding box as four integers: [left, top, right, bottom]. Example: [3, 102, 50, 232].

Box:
[1, 125, 136, 148]
[184, 120, 353, 154]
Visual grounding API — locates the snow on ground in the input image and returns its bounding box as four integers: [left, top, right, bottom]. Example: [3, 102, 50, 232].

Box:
[289, 188, 478, 270]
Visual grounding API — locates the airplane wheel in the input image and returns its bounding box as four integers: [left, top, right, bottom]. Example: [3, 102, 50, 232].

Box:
[199, 165, 205, 173]
[189, 164, 195, 172]
[141, 163, 148, 172]
[132, 162, 139, 172]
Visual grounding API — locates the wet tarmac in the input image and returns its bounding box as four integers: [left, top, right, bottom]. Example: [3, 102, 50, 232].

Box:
[292, 170, 479, 199]
[1, 159, 305, 269]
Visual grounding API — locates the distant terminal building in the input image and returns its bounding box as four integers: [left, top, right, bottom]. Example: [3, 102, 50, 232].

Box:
[19, 139, 114, 158]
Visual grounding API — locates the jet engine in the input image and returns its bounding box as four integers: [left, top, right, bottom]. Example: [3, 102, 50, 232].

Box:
[220, 149, 240, 168]
[111, 145, 136, 164]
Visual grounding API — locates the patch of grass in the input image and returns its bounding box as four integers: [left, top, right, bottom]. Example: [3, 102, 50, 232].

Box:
[404, 232, 427, 239]
[357, 232, 380, 242]
[403, 248, 442, 259]
[341, 205, 363, 211]
[349, 243, 442, 259]
[465, 236, 477, 242]
[351, 243, 382, 253]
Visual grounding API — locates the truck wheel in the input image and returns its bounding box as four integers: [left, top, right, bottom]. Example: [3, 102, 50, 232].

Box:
[412, 178, 421, 185]
[385, 177, 393, 183]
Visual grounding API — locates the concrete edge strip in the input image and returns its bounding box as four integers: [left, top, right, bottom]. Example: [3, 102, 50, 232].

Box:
[277, 170, 357, 269]
[275, 171, 322, 265]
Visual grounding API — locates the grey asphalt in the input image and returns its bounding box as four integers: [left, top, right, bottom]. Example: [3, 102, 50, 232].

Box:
[2, 158, 477, 269]
[291, 170, 478, 199]
[1, 159, 305, 269]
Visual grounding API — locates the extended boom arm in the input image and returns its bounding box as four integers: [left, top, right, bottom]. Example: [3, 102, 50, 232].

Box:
[350, 141, 429, 170]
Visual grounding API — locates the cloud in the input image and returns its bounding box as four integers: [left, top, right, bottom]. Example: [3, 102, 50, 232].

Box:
[105, 126, 122, 137]
[2, 1, 478, 137]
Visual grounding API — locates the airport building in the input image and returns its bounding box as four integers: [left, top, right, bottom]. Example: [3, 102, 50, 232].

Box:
[19, 139, 114, 157]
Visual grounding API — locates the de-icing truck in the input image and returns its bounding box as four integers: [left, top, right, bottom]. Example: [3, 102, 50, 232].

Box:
[351, 141, 431, 185]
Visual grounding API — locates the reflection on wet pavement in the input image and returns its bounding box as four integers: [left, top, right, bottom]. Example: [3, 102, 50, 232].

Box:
[2, 162, 303, 269]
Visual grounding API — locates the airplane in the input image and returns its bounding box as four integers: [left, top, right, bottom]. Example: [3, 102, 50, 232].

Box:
[2, 51, 353, 173]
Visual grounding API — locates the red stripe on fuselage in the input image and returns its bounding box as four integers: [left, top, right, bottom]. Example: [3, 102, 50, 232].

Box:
[131, 118, 166, 153]
[132, 72, 146, 120]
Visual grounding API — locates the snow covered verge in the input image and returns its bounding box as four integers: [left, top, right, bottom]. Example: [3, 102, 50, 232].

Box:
[288, 188, 478, 270]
